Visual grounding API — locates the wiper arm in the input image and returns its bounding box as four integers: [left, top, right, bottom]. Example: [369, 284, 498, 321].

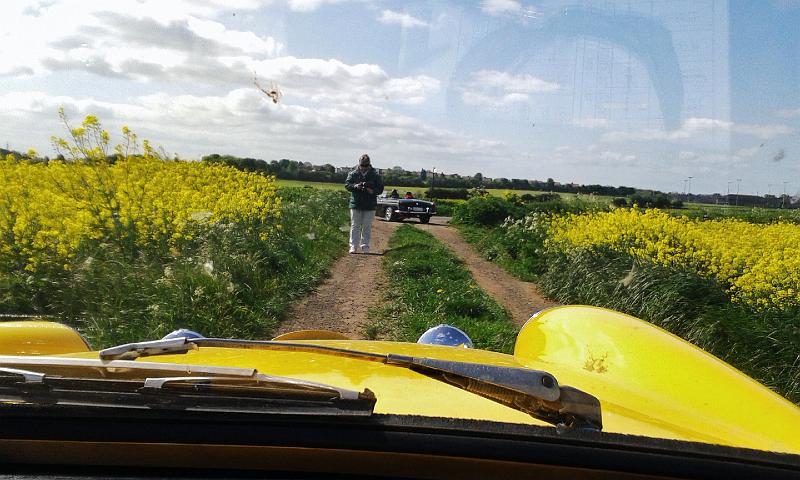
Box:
[99, 337, 197, 360]
[0, 358, 375, 416]
[385, 354, 601, 430]
[100, 338, 602, 430]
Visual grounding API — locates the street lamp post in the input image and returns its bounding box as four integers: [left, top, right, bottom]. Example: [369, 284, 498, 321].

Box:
[687, 176, 693, 197]
[782, 181, 788, 208]
[726, 181, 732, 205]
[429, 167, 436, 201]
[735, 179, 742, 207]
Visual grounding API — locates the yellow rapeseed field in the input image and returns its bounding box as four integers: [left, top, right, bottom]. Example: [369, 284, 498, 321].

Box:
[548, 208, 800, 310]
[0, 115, 280, 272]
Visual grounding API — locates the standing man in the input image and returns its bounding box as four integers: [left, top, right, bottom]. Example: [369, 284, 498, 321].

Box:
[345, 154, 384, 254]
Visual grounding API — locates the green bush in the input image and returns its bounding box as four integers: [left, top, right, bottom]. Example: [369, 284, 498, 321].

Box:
[521, 193, 561, 203]
[629, 192, 675, 209]
[452, 196, 520, 226]
[431, 199, 459, 216]
[426, 187, 469, 200]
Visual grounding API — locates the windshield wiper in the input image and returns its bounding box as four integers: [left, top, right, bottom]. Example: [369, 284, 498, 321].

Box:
[0, 359, 375, 417]
[100, 338, 602, 430]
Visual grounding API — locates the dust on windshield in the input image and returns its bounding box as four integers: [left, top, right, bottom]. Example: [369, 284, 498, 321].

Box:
[1, 0, 799, 453]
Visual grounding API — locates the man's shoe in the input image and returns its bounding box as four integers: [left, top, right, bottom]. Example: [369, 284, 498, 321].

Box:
[349, 247, 357, 254]
[361, 246, 370, 254]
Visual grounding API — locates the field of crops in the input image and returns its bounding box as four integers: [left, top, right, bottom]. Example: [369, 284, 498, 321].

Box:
[1, 155, 281, 273]
[275, 179, 610, 202]
[0, 117, 349, 346]
[454, 197, 800, 403]
[549, 208, 800, 310]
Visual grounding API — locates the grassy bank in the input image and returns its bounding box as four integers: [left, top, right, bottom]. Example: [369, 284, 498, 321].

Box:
[366, 225, 517, 353]
[538, 249, 800, 403]
[454, 205, 800, 403]
[1, 187, 349, 348]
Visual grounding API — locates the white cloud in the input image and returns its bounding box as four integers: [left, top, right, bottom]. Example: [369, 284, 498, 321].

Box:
[285, 0, 356, 12]
[470, 70, 559, 94]
[377, 9, 428, 28]
[246, 57, 440, 104]
[733, 123, 792, 140]
[0, 3, 285, 78]
[0, 3, 439, 106]
[187, 17, 283, 55]
[460, 69, 558, 108]
[571, 117, 609, 129]
[598, 151, 637, 164]
[481, 0, 521, 16]
[461, 91, 528, 107]
[735, 146, 760, 158]
[549, 144, 637, 167]
[775, 108, 800, 118]
[602, 117, 792, 143]
[0, 88, 506, 167]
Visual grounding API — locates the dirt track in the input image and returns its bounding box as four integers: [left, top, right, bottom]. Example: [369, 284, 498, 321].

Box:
[275, 219, 400, 339]
[276, 216, 557, 339]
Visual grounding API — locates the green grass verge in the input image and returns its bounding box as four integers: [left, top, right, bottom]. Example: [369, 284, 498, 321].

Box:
[457, 224, 544, 282]
[276, 179, 612, 202]
[669, 203, 800, 223]
[1, 187, 350, 348]
[365, 225, 517, 353]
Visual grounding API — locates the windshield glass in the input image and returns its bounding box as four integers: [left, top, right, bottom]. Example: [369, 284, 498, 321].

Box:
[1, 0, 799, 458]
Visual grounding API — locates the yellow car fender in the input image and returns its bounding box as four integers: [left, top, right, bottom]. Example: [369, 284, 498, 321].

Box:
[514, 305, 800, 453]
[0, 320, 91, 355]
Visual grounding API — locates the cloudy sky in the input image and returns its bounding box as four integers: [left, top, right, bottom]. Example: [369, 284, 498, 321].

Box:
[1, 0, 799, 194]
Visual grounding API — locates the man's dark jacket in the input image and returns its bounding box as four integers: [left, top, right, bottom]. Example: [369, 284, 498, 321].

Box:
[345, 167, 384, 210]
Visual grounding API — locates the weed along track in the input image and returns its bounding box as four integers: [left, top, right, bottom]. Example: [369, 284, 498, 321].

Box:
[276, 219, 401, 339]
[414, 218, 559, 326]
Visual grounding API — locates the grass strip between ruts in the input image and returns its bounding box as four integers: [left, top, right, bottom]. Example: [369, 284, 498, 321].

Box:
[366, 224, 517, 353]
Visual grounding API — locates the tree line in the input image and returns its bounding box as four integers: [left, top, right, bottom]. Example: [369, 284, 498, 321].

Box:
[200, 154, 646, 197]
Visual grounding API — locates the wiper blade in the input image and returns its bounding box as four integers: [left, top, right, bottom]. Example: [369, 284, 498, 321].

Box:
[100, 338, 602, 430]
[0, 357, 375, 416]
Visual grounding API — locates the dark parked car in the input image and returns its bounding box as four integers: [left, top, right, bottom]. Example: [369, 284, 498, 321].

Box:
[377, 194, 437, 223]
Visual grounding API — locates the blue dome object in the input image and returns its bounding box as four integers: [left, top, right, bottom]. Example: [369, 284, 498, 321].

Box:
[417, 324, 474, 348]
[161, 328, 205, 340]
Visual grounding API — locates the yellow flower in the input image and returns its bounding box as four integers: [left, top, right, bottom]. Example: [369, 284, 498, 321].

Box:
[547, 208, 800, 310]
[0, 116, 281, 273]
